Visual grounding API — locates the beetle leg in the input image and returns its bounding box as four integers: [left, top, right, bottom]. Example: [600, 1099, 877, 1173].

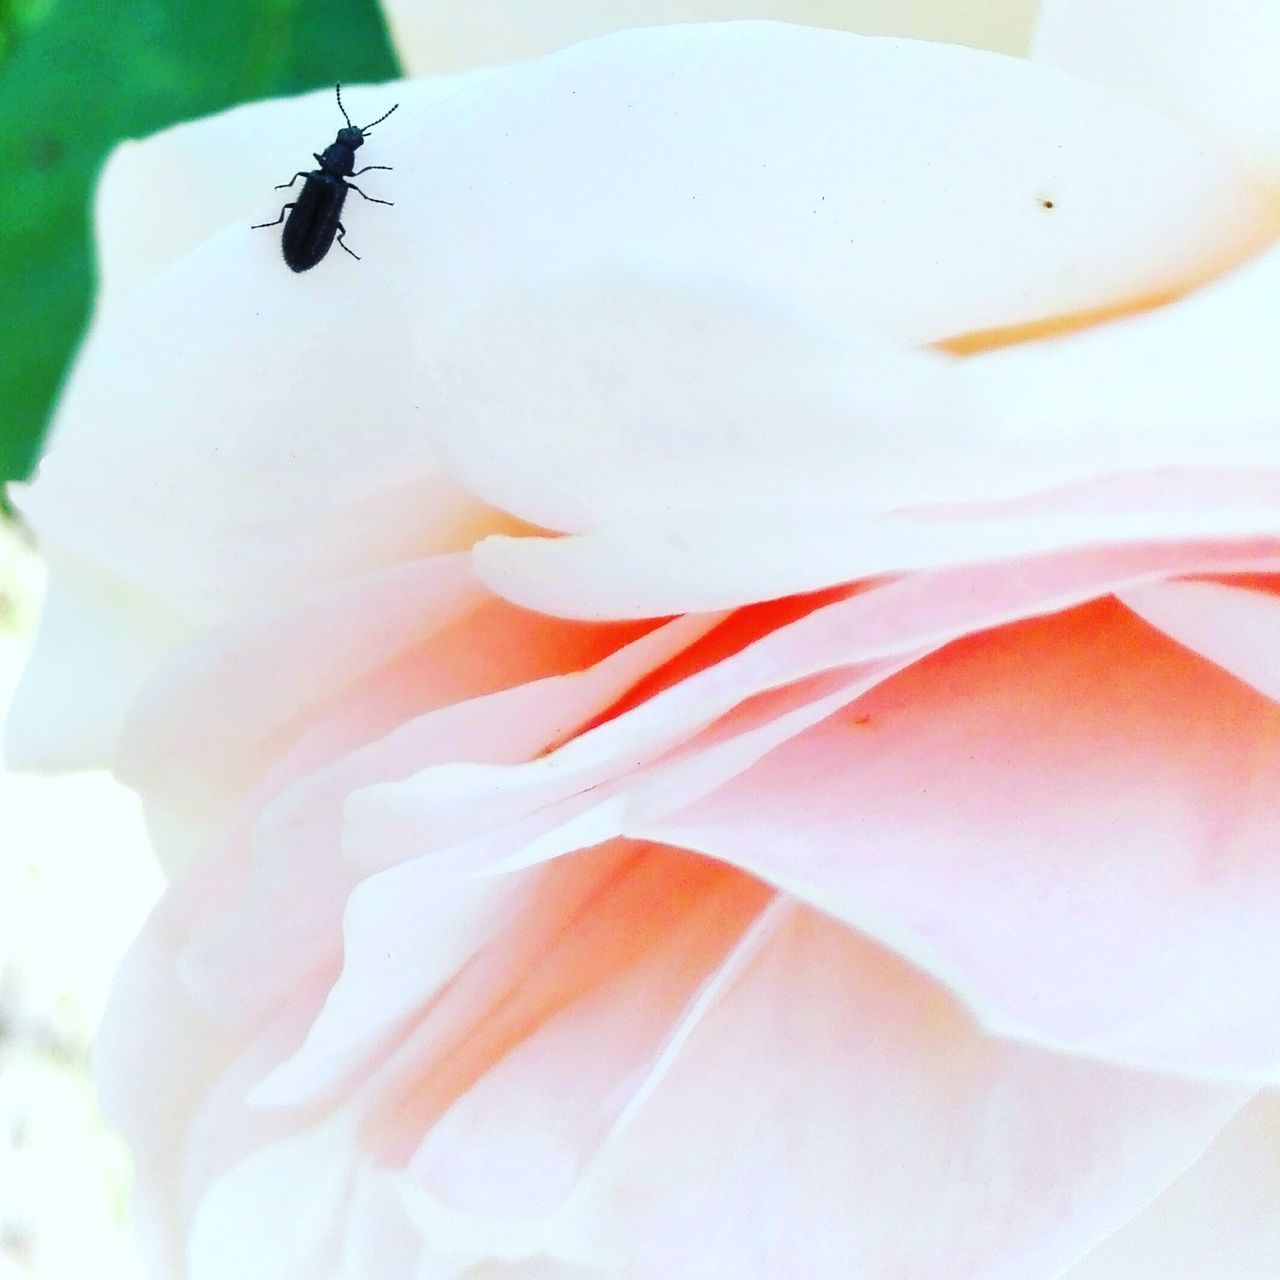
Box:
[351, 165, 393, 175]
[346, 183, 394, 206]
[273, 171, 310, 190]
[251, 202, 296, 229]
[336, 224, 361, 260]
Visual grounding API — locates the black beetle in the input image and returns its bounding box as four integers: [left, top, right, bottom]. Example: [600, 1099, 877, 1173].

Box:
[253, 84, 399, 272]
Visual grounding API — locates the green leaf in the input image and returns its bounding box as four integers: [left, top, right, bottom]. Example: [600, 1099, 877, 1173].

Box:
[0, 0, 401, 495]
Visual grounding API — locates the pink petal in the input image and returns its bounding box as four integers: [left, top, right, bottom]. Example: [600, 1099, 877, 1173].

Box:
[635, 595, 1280, 1079]
[113, 550, 676, 857]
[351, 538, 1280, 872]
[246, 844, 647, 1109]
[95, 836, 276, 1279]
[409, 871, 778, 1211]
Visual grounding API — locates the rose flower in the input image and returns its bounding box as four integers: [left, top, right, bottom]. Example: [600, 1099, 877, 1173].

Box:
[8, 4, 1280, 1277]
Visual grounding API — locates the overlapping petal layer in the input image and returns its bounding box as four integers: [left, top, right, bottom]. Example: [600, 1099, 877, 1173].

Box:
[103, 840, 1260, 1280]
[246, 539, 1279, 1105]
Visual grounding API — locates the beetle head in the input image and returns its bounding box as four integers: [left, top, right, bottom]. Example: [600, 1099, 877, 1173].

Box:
[337, 126, 365, 149]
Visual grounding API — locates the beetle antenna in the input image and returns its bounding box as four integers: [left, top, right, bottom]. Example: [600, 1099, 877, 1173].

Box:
[335, 83, 353, 129]
[360, 102, 400, 133]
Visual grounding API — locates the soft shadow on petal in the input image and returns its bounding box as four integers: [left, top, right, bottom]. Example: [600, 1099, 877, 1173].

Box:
[245, 847, 655, 1113]
[1033, 0, 1280, 188]
[636, 597, 1280, 1082]
[357, 846, 771, 1166]
[1059, 1095, 1280, 1280]
[385, 0, 1043, 73]
[341, 1167, 436, 1280]
[180, 847, 770, 1278]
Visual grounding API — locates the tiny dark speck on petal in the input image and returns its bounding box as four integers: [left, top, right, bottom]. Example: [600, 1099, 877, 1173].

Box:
[1038, 195, 1056, 210]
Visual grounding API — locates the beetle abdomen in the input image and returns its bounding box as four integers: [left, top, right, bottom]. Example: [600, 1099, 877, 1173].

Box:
[282, 173, 346, 273]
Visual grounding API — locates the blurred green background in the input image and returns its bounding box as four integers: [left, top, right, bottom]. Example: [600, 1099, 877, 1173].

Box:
[0, 0, 402, 494]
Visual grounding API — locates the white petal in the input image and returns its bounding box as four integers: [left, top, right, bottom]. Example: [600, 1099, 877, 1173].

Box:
[2, 542, 193, 771]
[19, 23, 1272, 681]
[473, 500, 1280, 620]
[91, 77, 491, 312]
[963, 243, 1280, 483]
[187, 1118, 354, 1280]
[414, 26, 1272, 536]
[1034, 0, 1280, 186]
